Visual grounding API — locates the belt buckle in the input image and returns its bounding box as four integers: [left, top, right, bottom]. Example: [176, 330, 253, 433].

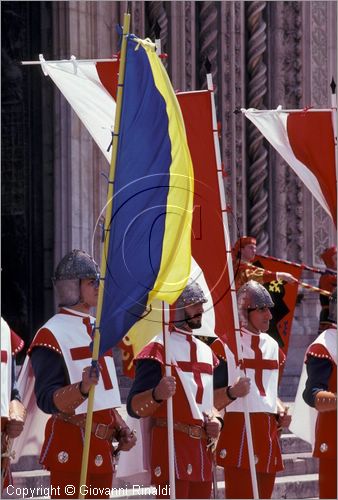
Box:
[95, 423, 109, 440]
[188, 425, 201, 439]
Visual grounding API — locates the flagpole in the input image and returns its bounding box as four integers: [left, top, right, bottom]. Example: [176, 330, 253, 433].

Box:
[207, 65, 259, 499]
[21, 58, 116, 65]
[330, 78, 338, 206]
[239, 107, 333, 114]
[256, 253, 336, 275]
[155, 28, 176, 499]
[249, 262, 331, 296]
[78, 13, 130, 499]
[162, 303, 176, 499]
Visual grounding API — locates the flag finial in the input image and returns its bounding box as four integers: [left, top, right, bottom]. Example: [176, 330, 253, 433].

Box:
[330, 77, 336, 94]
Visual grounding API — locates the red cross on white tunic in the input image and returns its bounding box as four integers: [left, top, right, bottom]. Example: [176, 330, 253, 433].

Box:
[1, 351, 8, 363]
[70, 346, 113, 391]
[241, 334, 278, 396]
[175, 334, 212, 404]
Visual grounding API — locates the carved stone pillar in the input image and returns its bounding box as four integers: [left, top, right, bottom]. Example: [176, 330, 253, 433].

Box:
[52, 1, 121, 266]
[267, 2, 302, 261]
[198, 2, 218, 94]
[168, 1, 197, 91]
[246, 1, 269, 253]
[146, 1, 168, 70]
[218, 1, 246, 239]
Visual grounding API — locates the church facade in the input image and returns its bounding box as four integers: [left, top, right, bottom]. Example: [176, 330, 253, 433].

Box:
[2, 1, 336, 396]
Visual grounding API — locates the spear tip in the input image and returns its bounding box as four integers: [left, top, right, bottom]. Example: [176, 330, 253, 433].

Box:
[330, 77, 336, 94]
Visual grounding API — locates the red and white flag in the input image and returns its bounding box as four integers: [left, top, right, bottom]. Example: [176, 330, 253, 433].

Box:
[40, 56, 119, 162]
[244, 108, 336, 226]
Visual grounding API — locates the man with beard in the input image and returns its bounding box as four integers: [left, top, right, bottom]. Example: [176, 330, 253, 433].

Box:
[127, 281, 222, 499]
[303, 290, 337, 498]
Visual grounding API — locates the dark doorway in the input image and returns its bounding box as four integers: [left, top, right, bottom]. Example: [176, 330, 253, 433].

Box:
[1, 1, 55, 357]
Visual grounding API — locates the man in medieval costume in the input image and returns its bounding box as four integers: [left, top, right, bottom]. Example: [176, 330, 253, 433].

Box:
[1, 317, 26, 490]
[127, 281, 222, 499]
[28, 249, 136, 498]
[233, 236, 296, 290]
[212, 280, 291, 499]
[303, 289, 337, 498]
[318, 246, 337, 334]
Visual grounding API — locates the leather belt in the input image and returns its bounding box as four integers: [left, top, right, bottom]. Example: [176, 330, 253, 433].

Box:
[56, 414, 116, 441]
[154, 417, 207, 440]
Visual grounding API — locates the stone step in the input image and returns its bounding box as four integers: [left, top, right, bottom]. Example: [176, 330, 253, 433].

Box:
[280, 433, 313, 454]
[211, 473, 319, 500]
[277, 452, 318, 477]
[4, 471, 319, 500]
[2, 470, 50, 499]
[272, 473, 319, 499]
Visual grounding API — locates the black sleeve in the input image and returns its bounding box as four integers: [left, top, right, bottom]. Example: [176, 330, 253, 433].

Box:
[30, 347, 69, 414]
[213, 358, 229, 389]
[10, 358, 21, 401]
[302, 355, 333, 407]
[126, 359, 163, 419]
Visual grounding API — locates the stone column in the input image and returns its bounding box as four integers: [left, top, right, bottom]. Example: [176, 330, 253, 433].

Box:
[246, 1, 269, 253]
[52, 1, 121, 265]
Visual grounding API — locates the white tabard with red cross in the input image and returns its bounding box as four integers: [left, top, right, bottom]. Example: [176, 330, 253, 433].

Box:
[153, 327, 215, 420]
[225, 328, 279, 413]
[36, 309, 121, 413]
[1, 317, 12, 418]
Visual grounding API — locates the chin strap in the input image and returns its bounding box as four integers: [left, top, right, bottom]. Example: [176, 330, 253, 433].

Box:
[315, 391, 337, 412]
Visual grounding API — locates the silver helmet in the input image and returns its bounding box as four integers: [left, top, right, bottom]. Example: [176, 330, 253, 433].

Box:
[237, 280, 274, 327]
[328, 289, 337, 324]
[53, 249, 100, 307]
[176, 281, 208, 308]
[174, 280, 207, 325]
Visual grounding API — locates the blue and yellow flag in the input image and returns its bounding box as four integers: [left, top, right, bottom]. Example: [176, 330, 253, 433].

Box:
[99, 36, 194, 354]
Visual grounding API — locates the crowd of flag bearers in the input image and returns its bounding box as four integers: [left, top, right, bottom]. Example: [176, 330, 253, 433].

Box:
[2, 243, 336, 499]
[2, 20, 337, 500]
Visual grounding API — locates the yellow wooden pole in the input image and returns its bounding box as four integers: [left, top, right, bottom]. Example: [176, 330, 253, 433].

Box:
[78, 13, 130, 498]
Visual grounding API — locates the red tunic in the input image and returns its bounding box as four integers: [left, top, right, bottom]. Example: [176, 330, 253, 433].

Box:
[212, 338, 284, 473]
[29, 323, 116, 475]
[136, 335, 218, 485]
[306, 343, 337, 461]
